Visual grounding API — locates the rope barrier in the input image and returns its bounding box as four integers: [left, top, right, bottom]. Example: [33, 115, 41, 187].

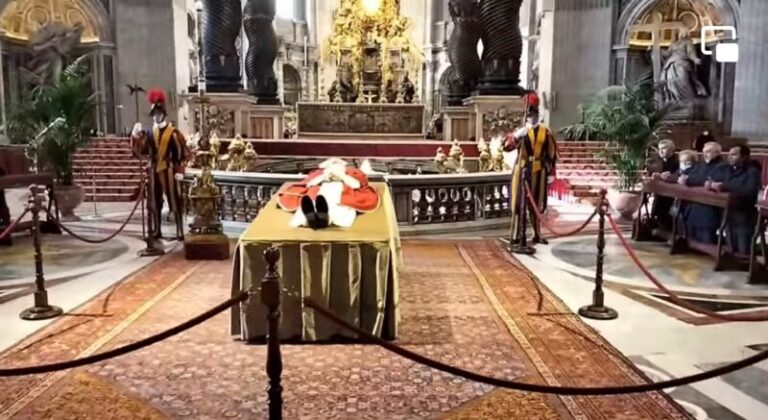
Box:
[524, 184, 597, 238]
[607, 214, 768, 322]
[0, 290, 247, 377]
[0, 208, 31, 241]
[50, 181, 146, 244]
[303, 297, 768, 395]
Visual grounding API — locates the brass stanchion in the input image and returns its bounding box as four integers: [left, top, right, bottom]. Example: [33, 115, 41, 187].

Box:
[511, 166, 536, 255]
[138, 164, 165, 257]
[578, 189, 618, 320]
[258, 247, 283, 420]
[20, 185, 63, 321]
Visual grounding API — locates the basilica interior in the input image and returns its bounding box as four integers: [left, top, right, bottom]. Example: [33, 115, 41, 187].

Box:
[1, 0, 768, 419]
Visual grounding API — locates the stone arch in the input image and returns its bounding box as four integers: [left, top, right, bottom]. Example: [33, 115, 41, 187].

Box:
[282, 64, 302, 106]
[616, 0, 739, 46]
[0, 0, 112, 44]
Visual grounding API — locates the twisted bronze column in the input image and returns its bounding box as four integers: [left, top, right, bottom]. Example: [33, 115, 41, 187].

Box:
[477, 0, 525, 95]
[202, 0, 243, 92]
[446, 0, 482, 106]
[243, 0, 280, 104]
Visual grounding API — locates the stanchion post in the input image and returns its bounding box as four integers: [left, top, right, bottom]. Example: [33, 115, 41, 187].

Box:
[138, 163, 165, 257]
[511, 165, 536, 255]
[578, 189, 618, 320]
[261, 247, 283, 420]
[20, 185, 63, 321]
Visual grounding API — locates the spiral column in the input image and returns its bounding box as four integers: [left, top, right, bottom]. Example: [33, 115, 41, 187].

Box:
[476, 0, 525, 95]
[446, 0, 482, 106]
[243, 0, 280, 104]
[202, 0, 242, 92]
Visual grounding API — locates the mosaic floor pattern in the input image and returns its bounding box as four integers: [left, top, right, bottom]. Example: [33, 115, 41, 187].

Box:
[0, 241, 688, 419]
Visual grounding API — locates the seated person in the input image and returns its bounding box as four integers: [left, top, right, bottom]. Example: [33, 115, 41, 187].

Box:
[649, 140, 679, 229]
[0, 166, 9, 227]
[708, 145, 762, 254]
[679, 142, 729, 244]
[658, 149, 697, 183]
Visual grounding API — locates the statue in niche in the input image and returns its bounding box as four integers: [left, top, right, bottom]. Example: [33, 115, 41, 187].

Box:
[400, 73, 415, 104]
[660, 29, 708, 105]
[23, 23, 84, 86]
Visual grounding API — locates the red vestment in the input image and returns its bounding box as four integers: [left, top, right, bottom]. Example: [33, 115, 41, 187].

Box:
[277, 167, 379, 213]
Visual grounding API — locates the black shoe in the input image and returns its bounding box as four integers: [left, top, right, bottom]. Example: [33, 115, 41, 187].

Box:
[301, 195, 319, 229]
[314, 195, 330, 229]
[533, 237, 549, 245]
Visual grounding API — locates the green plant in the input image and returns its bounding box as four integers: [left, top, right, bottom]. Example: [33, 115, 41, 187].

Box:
[561, 76, 672, 191]
[26, 56, 97, 185]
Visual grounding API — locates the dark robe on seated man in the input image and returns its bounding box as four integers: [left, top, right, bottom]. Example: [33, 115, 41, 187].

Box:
[684, 156, 729, 244]
[651, 154, 680, 230]
[720, 161, 762, 255]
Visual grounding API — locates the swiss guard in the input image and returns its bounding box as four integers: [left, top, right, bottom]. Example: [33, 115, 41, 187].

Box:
[504, 101, 558, 247]
[130, 89, 188, 240]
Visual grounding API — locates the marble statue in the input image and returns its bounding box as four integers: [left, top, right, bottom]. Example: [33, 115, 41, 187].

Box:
[661, 29, 708, 106]
[242, 143, 259, 172]
[447, 140, 467, 173]
[24, 23, 84, 86]
[478, 138, 492, 172]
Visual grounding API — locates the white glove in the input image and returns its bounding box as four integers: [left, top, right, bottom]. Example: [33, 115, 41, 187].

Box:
[131, 122, 143, 138]
[513, 127, 528, 139]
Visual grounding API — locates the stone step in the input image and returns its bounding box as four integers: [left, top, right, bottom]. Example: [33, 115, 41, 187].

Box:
[74, 166, 143, 174]
[74, 178, 142, 187]
[75, 149, 135, 158]
[82, 185, 140, 195]
[75, 172, 143, 179]
[83, 193, 136, 203]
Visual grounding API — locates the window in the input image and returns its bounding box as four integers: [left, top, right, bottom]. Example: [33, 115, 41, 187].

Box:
[276, 0, 295, 19]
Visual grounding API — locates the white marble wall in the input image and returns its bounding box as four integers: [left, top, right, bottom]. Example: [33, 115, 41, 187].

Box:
[732, 0, 768, 143]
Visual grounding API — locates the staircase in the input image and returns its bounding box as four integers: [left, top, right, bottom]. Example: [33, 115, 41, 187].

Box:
[73, 137, 143, 202]
[557, 142, 618, 203]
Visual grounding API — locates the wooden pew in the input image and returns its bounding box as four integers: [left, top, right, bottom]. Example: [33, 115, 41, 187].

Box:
[0, 172, 60, 246]
[636, 179, 749, 271]
[750, 199, 768, 284]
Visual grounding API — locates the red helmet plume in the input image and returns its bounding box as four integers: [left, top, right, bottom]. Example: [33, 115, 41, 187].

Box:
[147, 89, 167, 105]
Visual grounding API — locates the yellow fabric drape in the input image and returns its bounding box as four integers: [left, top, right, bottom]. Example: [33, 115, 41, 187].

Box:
[232, 183, 400, 341]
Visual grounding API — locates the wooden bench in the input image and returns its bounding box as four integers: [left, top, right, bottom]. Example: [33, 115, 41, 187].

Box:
[0, 172, 61, 246]
[635, 179, 750, 271]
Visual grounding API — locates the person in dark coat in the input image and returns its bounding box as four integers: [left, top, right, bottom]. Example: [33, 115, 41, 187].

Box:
[650, 139, 680, 229]
[680, 142, 729, 244]
[709, 145, 763, 255]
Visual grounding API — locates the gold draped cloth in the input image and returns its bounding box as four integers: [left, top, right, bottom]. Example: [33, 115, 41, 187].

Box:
[230, 183, 402, 341]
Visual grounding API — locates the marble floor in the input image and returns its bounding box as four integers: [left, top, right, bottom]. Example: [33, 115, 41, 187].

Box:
[2, 195, 768, 419]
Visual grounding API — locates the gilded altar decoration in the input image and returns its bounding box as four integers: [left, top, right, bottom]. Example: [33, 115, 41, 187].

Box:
[447, 140, 467, 173]
[478, 138, 492, 172]
[323, 0, 421, 103]
[242, 143, 258, 172]
[188, 151, 223, 234]
[434, 147, 447, 174]
[224, 135, 246, 171]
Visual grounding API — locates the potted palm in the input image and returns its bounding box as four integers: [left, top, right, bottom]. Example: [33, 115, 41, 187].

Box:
[26, 56, 97, 220]
[561, 76, 671, 219]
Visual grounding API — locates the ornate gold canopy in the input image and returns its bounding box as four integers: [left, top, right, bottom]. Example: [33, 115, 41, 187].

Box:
[629, 0, 729, 47]
[0, 0, 101, 43]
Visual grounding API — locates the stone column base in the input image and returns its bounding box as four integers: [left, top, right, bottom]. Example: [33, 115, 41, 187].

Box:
[463, 95, 526, 140]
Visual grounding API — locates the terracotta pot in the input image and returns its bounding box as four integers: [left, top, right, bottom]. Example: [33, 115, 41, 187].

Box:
[54, 184, 84, 222]
[606, 189, 642, 221]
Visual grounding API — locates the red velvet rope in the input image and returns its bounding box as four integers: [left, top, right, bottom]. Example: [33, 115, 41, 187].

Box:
[607, 214, 768, 322]
[524, 184, 597, 238]
[50, 181, 146, 244]
[0, 208, 31, 241]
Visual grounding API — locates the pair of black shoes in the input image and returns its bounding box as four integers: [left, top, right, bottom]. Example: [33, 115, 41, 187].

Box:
[301, 195, 330, 229]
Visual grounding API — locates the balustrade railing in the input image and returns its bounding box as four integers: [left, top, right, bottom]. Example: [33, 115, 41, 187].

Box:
[182, 170, 512, 228]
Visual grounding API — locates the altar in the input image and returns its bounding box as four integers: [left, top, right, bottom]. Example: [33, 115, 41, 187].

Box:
[297, 102, 425, 139]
